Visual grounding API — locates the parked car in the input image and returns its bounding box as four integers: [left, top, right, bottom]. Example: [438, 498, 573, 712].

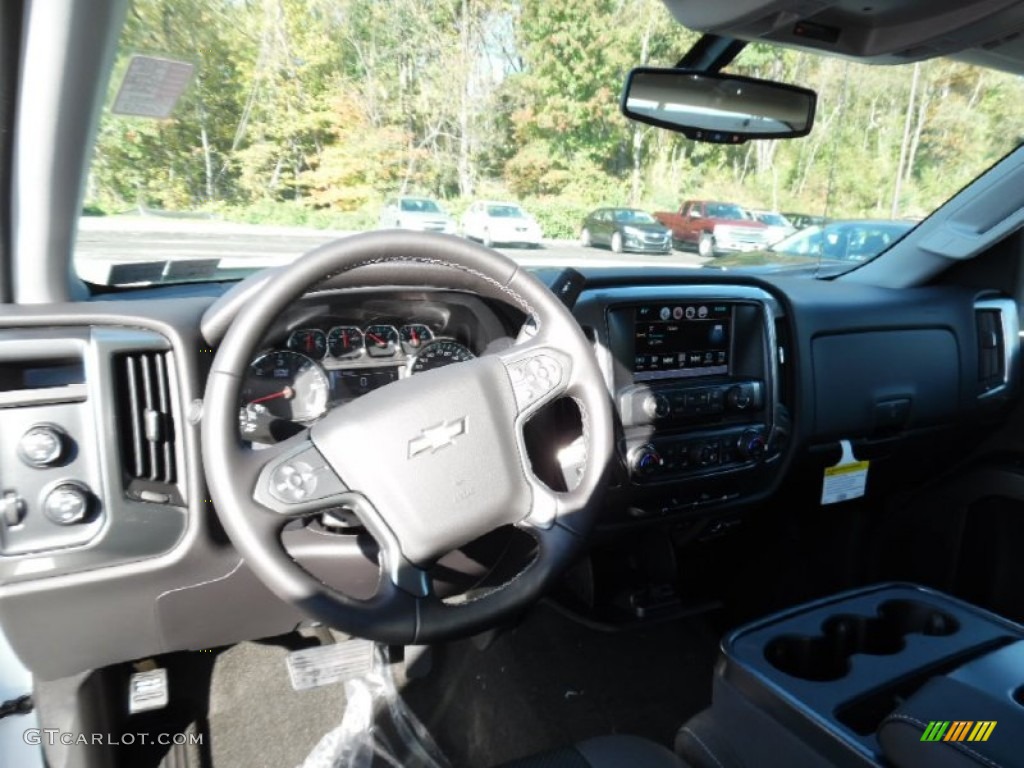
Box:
[654, 200, 768, 257]
[748, 210, 797, 244]
[461, 201, 543, 247]
[378, 196, 456, 234]
[579, 207, 672, 254]
[783, 211, 831, 229]
[715, 219, 915, 268]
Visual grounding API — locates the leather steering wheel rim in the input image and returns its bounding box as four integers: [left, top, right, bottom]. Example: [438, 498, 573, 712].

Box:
[201, 231, 614, 644]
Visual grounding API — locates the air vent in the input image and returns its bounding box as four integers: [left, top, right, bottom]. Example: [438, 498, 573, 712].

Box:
[977, 308, 1004, 391]
[774, 317, 794, 407]
[113, 350, 183, 502]
[974, 297, 1019, 400]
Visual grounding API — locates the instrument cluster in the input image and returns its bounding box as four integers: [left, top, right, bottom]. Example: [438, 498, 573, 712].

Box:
[239, 320, 476, 443]
[284, 323, 441, 360]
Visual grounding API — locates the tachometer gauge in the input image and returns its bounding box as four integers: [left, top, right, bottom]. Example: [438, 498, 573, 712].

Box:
[241, 350, 330, 423]
[364, 324, 400, 357]
[400, 323, 434, 352]
[327, 326, 364, 359]
[409, 340, 475, 373]
[286, 328, 327, 360]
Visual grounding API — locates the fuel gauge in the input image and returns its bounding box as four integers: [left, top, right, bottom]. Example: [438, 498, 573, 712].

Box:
[327, 326, 364, 359]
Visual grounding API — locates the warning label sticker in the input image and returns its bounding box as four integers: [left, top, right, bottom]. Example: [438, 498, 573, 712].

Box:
[821, 440, 869, 505]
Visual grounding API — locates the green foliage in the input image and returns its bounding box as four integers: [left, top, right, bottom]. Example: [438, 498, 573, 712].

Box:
[522, 197, 591, 240]
[85, 0, 1024, 230]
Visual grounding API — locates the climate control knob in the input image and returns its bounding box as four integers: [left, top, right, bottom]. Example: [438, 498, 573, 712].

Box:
[736, 430, 767, 461]
[42, 482, 92, 526]
[642, 393, 671, 420]
[628, 444, 662, 477]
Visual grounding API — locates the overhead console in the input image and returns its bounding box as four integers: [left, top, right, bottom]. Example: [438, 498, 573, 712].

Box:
[574, 285, 787, 524]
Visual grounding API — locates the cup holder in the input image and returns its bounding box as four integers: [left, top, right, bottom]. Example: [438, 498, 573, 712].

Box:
[764, 600, 960, 682]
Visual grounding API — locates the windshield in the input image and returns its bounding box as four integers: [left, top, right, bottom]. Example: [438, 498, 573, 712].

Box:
[771, 221, 915, 260]
[486, 205, 526, 218]
[705, 203, 747, 219]
[75, 1, 1024, 286]
[401, 199, 443, 214]
[615, 210, 656, 224]
[756, 212, 788, 227]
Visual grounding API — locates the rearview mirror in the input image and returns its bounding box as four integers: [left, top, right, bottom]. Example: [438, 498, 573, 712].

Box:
[621, 68, 816, 144]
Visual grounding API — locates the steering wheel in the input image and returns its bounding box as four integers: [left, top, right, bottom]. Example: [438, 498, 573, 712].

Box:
[202, 231, 614, 644]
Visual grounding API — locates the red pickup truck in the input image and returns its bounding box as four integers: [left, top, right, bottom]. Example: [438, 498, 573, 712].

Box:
[655, 200, 768, 258]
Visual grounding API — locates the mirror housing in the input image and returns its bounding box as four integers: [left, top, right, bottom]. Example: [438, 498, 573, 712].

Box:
[621, 68, 816, 144]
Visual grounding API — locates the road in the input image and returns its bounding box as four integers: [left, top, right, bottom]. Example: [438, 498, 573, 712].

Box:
[75, 216, 710, 283]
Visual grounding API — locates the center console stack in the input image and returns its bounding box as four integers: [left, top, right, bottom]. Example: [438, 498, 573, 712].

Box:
[575, 285, 787, 525]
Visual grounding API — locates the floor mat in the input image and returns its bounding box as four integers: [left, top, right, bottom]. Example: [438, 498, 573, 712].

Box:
[400, 602, 720, 767]
[205, 637, 351, 768]
[189, 603, 719, 768]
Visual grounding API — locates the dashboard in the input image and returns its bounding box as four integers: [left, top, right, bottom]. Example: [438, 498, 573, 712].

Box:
[0, 265, 1019, 680]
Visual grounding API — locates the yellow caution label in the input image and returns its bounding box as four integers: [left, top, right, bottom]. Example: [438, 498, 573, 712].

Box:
[824, 461, 870, 477]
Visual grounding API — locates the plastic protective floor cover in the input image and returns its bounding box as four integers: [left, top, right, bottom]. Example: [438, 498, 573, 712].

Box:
[298, 647, 450, 768]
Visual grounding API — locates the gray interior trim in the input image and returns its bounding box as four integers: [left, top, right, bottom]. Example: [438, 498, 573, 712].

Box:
[0, 328, 188, 581]
[12, 0, 126, 304]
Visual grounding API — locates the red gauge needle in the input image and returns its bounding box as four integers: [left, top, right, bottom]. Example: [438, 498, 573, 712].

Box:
[248, 386, 294, 405]
[411, 328, 419, 346]
[367, 333, 386, 346]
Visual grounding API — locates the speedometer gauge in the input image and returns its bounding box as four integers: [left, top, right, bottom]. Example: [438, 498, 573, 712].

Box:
[241, 350, 329, 423]
[286, 328, 327, 360]
[409, 340, 475, 373]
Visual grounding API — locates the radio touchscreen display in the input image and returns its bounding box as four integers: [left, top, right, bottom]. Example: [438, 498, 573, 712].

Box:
[633, 303, 731, 381]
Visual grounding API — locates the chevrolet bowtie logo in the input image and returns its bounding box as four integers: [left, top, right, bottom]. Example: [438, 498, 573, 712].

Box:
[408, 418, 467, 458]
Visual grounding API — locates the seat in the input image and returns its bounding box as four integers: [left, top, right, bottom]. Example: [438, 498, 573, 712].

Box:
[498, 734, 689, 767]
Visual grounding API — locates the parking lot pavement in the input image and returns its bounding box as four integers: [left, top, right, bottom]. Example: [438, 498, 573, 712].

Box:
[75, 217, 711, 280]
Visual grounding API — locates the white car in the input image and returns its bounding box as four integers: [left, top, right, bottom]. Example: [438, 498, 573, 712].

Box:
[379, 196, 456, 234]
[749, 210, 797, 245]
[461, 201, 543, 247]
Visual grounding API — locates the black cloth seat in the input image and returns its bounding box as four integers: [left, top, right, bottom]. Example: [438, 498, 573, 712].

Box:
[498, 734, 689, 768]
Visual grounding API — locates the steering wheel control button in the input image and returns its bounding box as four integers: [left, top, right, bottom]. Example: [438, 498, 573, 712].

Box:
[272, 461, 316, 501]
[18, 425, 67, 467]
[42, 482, 92, 525]
[260, 443, 348, 512]
[507, 352, 566, 411]
[1, 492, 27, 527]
